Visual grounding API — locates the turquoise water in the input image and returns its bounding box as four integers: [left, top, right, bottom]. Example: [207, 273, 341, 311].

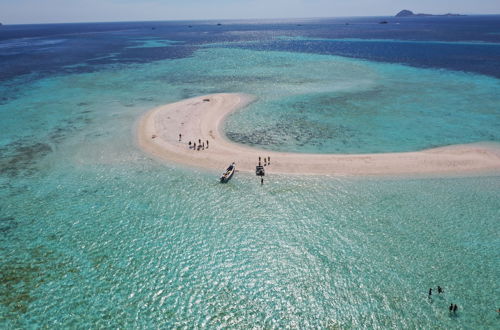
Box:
[1, 42, 500, 327]
[219, 49, 500, 153]
[127, 39, 183, 49]
[2, 163, 499, 327]
[2, 47, 499, 157]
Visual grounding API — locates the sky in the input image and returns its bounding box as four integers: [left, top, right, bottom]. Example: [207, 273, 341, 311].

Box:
[0, 0, 499, 24]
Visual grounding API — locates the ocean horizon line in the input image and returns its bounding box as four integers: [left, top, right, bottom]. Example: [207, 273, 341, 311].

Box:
[3, 13, 500, 27]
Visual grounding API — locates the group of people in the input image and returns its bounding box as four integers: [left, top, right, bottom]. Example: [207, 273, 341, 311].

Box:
[258, 156, 271, 167]
[428, 286, 460, 314]
[449, 303, 459, 314]
[180, 134, 209, 151]
[428, 286, 500, 317]
[428, 286, 444, 296]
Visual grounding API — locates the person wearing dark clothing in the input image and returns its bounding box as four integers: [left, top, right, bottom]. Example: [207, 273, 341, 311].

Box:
[449, 304, 453, 312]
[428, 288, 432, 297]
[268, 156, 270, 165]
[206, 140, 209, 148]
[437, 286, 443, 294]
[261, 177, 264, 185]
[453, 304, 458, 313]
[193, 143, 196, 150]
[179, 133, 182, 141]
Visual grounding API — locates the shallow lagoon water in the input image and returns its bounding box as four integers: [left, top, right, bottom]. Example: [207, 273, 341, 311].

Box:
[1, 18, 500, 328]
[219, 48, 500, 153]
[2, 160, 499, 327]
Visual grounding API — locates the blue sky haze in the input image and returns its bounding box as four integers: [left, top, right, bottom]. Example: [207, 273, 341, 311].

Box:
[0, 0, 499, 24]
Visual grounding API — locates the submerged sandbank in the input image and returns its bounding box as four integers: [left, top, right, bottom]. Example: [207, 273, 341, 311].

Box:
[137, 93, 500, 176]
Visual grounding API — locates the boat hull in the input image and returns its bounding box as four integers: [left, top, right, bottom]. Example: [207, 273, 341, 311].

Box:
[220, 163, 235, 183]
[220, 171, 234, 183]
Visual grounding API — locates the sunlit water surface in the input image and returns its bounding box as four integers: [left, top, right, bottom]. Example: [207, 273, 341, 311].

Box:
[1, 18, 500, 328]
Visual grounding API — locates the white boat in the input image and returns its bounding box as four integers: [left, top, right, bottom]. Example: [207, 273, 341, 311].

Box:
[220, 162, 236, 183]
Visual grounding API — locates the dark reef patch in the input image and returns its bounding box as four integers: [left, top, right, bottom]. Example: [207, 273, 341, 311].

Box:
[226, 130, 280, 146]
[226, 115, 358, 152]
[48, 127, 67, 142]
[136, 97, 155, 102]
[0, 245, 78, 318]
[0, 141, 52, 177]
[0, 216, 16, 233]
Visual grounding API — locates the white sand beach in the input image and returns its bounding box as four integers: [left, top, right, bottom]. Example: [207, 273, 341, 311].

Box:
[137, 93, 500, 176]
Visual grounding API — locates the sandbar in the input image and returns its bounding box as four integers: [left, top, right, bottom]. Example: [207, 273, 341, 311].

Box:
[137, 93, 500, 176]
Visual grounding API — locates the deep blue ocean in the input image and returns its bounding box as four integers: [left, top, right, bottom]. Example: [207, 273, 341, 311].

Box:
[1, 16, 499, 328]
[3, 16, 500, 81]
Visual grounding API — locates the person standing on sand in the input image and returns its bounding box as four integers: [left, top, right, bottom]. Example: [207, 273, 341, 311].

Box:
[193, 142, 196, 150]
[206, 140, 209, 148]
[259, 156, 261, 162]
[188, 141, 192, 148]
[179, 133, 182, 141]
[268, 156, 270, 165]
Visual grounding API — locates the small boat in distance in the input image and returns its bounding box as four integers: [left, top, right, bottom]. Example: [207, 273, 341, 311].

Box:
[220, 162, 236, 183]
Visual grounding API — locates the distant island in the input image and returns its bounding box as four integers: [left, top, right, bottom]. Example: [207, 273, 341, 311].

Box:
[396, 10, 464, 17]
